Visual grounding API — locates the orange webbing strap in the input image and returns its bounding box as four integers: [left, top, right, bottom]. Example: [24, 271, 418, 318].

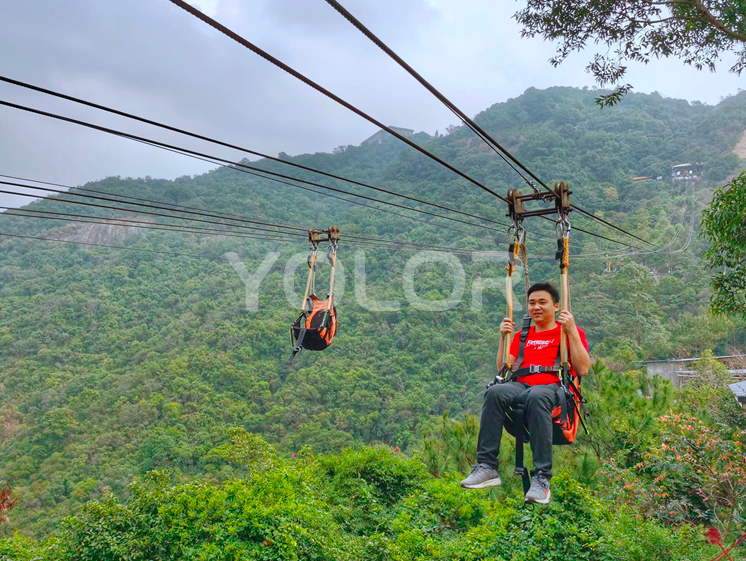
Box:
[302, 251, 318, 314]
[325, 226, 340, 313]
[502, 241, 519, 368]
[325, 248, 337, 312]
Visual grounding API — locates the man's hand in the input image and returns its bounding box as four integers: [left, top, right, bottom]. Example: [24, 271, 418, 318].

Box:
[499, 318, 515, 335]
[557, 310, 578, 333]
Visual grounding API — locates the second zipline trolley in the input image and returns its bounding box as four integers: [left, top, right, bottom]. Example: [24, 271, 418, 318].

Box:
[286, 227, 340, 365]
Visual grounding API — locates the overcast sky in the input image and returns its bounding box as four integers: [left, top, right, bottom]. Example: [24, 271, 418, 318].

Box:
[0, 0, 744, 209]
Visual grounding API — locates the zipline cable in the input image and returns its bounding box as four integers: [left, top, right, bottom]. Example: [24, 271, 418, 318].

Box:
[3, 207, 477, 254]
[0, 207, 303, 243]
[0, 100, 635, 248]
[0, 231, 240, 262]
[0, 172, 477, 238]
[318, 0, 654, 247]
[321, 0, 538, 192]
[0, 99, 516, 235]
[165, 0, 509, 203]
[125, 140, 489, 239]
[0, 75, 508, 228]
[0, 180, 306, 236]
[0, 184, 484, 254]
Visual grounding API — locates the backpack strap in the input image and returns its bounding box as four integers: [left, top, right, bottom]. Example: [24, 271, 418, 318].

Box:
[511, 314, 533, 373]
[286, 313, 308, 366]
[286, 328, 307, 366]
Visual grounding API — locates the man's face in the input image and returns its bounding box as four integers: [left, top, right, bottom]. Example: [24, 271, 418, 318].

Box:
[527, 290, 559, 323]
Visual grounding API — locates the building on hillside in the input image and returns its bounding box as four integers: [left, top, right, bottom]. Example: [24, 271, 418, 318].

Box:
[671, 163, 704, 181]
[730, 380, 746, 407]
[361, 126, 415, 146]
[634, 354, 746, 388]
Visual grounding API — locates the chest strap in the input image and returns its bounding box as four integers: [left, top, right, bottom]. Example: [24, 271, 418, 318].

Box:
[510, 315, 564, 375]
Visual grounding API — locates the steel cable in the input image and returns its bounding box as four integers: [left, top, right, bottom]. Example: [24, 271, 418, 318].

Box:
[0, 99, 515, 234]
[0, 183, 484, 254]
[0, 98, 635, 248]
[0, 75, 509, 228]
[165, 0, 509, 203]
[319, 0, 654, 247]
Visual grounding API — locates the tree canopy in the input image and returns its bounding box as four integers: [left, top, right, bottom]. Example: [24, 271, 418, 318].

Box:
[515, 0, 746, 106]
[702, 170, 746, 317]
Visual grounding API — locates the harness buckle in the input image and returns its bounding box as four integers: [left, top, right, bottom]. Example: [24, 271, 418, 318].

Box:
[528, 365, 542, 374]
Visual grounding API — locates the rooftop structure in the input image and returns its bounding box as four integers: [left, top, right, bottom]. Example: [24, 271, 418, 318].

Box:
[730, 380, 746, 406]
[671, 162, 704, 181]
[361, 126, 415, 146]
[634, 354, 746, 388]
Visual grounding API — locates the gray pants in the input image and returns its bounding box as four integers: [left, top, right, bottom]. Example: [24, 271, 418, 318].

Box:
[477, 382, 559, 477]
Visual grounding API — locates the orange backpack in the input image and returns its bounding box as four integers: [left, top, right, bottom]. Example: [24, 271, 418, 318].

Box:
[286, 228, 339, 366]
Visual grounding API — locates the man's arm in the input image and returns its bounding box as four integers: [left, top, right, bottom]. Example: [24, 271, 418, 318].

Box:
[557, 311, 591, 376]
[496, 318, 518, 371]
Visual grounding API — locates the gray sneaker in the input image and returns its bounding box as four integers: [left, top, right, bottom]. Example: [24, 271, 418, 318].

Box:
[524, 474, 551, 504]
[460, 464, 501, 489]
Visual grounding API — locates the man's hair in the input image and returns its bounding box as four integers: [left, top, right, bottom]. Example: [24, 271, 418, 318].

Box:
[527, 282, 559, 304]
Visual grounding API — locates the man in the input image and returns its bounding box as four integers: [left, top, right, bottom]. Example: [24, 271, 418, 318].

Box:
[460, 282, 590, 504]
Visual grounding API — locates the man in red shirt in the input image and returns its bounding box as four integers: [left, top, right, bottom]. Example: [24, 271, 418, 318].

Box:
[460, 282, 590, 504]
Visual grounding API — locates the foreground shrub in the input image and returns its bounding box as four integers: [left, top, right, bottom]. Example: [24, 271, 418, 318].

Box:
[56, 469, 347, 561]
[0, 443, 724, 560]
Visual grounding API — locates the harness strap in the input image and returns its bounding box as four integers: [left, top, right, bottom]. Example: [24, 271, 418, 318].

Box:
[558, 384, 570, 427]
[286, 325, 308, 366]
[514, 439, 531, 495]
[512, 314, 533, 375]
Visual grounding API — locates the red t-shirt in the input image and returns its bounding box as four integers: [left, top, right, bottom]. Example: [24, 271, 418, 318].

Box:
[509, 324, 588, 386]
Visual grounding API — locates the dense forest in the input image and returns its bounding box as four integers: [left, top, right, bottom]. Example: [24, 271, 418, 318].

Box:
[0, 86, 744, 558]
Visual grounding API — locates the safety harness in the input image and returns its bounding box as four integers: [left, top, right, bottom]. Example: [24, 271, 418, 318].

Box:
[286, 227, 340, 366]
[487, 183, 588, 493]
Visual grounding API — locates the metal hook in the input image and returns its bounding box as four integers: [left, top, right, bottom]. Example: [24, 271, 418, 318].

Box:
[515, 224, 526, 246]
[556, 218, 569, 239]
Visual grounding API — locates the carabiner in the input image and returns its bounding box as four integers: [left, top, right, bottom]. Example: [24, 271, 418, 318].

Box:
[515, 225, 526, 247]
[555, 217, 571, 238]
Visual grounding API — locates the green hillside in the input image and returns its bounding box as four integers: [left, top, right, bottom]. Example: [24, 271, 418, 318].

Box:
[0, 87, 744, 554]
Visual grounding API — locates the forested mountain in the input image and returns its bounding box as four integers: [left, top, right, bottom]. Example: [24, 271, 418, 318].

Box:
[0, 87, 744, 556]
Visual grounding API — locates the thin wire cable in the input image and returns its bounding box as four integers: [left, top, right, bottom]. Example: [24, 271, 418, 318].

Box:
[321, 0, 538, 191]
[0, 207, 303, 243]
[0, 231, 237, 261]
[166, 0, 509, 203]
[0, 184, 483, 254]
[564, 223, 637, 249]
[124, 142, 487, 239]
[0, 75, 508, 228]
[0, 99, 516, 235]
[571, 206, 653, 246]
[0, 173, 313, 234]
[317, 1, 654, 247]
[0, 210, 477, 255]
[1, 172, 477, 238]
[0, 228, 475, 260]
[0, 180, 305, 236]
